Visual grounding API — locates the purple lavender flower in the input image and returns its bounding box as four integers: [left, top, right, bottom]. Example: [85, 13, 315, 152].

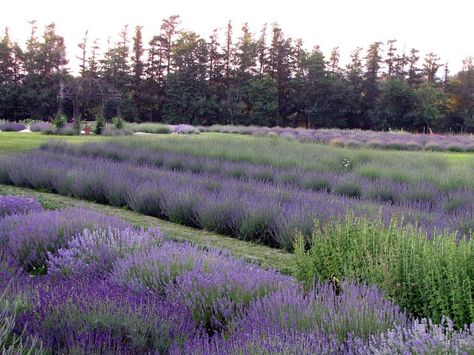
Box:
[0, 208, 131, 272]
[0, 122, 26, 132]
[47, 227, 163, 277]
[18, 276, 195, 354]
[0, 195, 43, 217]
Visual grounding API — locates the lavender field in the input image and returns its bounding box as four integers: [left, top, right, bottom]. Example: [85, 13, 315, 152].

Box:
[1, 133, 474, 353]
[1, 137, 473, 250]
[1, 195, 474, 354]
[198, 124, 474, 152]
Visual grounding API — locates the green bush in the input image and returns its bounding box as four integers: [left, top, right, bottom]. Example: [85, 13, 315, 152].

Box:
[52, 113, 67, 129]
[93, 115, 106, 135]
[112, 116, 124, 129]
[334, 181, 362, 198]
[73, 117, 82, 133]
[294, 214, 474, 328]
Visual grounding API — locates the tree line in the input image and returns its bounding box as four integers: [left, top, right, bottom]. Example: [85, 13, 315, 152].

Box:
[1, 17, 474, 132]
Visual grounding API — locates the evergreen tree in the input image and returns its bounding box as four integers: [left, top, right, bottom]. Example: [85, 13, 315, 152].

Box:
[423, 52, 442, 84]
[77, 31, 88, 77]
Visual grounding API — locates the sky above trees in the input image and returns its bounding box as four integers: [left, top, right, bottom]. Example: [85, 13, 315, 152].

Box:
[1, 0, 473, 72]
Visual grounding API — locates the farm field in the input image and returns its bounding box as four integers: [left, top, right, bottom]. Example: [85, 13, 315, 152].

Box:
[1, 131, 474, 353]
[0, 131, 108, 153]
[198, 125, 474, 152]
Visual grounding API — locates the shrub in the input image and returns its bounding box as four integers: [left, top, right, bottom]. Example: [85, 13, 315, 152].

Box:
[0, 122, 26, 132]
[93, 115, 106, 135]
[131, 123, 171, 134]
[19, 277, 194, 354]
[0, 208, 130, 272]
[301, 177, 331, 192]
[334, 181, 362, 198]
[447, 145, 466, 152]
[294, 215, 474, 328]
[111, 242, 209, 295]
[56, 124, 78, 136]
[177, 317, 474, 354]
[0, 291, 43, 354]
[52, 113, 67, 129]
[112, 116, 124, 129]
[168, 253, 292, 333]
[0, 195, 43, 217]
[30, 122, 53, 133]
[72, 116, 82, 133]
[424, 143, 445, 152]
[171, 124, 200, 134]
[47, 227, 163, 277]
[101, 125, 133, 136]
[235, 281, 408, 341]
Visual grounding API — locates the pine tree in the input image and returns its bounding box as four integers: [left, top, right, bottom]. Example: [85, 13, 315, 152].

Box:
[132, 26, 144, 83]
[77, 31, 88, 77]
[423, 52, 442, 84]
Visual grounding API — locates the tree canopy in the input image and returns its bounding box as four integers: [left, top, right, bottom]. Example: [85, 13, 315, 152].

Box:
[1, 18, 474, 132]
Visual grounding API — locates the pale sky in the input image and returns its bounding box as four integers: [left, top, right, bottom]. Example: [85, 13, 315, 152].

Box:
[1, 0, 473, 73]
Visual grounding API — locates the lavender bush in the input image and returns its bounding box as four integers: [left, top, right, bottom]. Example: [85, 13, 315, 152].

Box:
[174, 320, 474, 354]
[234, 281, 408, 341]
[0, 208, 131, 272]
[29, 121, 53, 133]
[111, 242, 212, 295]
[18, 277, 195, 354]
[128, 122, 172, 134]
[170, 124, 200, 134]
[0, 195, 43, 217]
[47, 227, 163, 277]
[0, 122, 26, 132]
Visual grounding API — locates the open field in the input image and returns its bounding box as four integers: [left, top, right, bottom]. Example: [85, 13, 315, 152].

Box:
[1, 131, 474, 353]
[198, 125, 474, 152]
[2, 134, 474, 248]
[0, 131, 108, 153]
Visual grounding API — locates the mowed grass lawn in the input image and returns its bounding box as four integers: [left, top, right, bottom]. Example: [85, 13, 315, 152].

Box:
[0, 131, 108, 153]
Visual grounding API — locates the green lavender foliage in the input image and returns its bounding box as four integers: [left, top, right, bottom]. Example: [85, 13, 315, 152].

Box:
[294, 215, 474, 328]
[1, 292, 42, 354]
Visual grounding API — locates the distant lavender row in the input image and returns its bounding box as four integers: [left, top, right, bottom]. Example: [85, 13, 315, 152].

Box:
[1, 150, 471, 251]
[198, 125, 474, 152]
[0, 121, 26, 132]
[129, 122, 200, 134]
[3, 204, 473, 354]
[40, 142, 474, 217]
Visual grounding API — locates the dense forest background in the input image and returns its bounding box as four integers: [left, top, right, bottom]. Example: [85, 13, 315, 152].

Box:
[1, 17, 474, 132]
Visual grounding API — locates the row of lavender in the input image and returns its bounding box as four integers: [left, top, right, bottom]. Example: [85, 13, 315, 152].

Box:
[1, 149, 470, 251]
[0, 121, 200, 135]
[198, 124, 474, 152]
[40, 142, 474, 218]
[1, 195, 473, 354]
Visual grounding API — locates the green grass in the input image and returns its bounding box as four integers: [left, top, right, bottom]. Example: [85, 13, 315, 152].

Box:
[0, 184, 294, 274]
[0, 132, 107, 153]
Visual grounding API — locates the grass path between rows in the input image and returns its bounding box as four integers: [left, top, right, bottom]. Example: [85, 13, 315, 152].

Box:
[0, 184, 295, 274]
